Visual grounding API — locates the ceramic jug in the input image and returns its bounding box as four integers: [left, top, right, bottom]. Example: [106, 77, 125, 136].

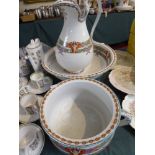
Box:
[53, 0, 102, 73]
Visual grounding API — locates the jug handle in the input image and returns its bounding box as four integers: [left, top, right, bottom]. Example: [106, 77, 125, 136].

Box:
[90, 0, 102, 41]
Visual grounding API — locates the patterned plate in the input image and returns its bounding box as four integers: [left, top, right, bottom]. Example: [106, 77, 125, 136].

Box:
[113, 50, 135, 69]
[42, 42, 117, 80]
[109, 66, 135, 94]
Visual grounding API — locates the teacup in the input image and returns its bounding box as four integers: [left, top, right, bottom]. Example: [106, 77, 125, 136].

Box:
[20, 93, 40, 115]
[40, 79, 131, 154]
[30, 72, 52, 89]
[19, 124, 41, 155]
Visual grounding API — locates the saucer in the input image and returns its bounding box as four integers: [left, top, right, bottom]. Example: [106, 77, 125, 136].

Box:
[115, 5, 133, 11]
[113, 50, 135, 69]
[19, 123, 45, 155]
[27, 81, 52, 95]
[109, 66, 135, 94]
[42, 42, 116, 80]
[122, 95, 135, 129]
[19, 96, 43, 123]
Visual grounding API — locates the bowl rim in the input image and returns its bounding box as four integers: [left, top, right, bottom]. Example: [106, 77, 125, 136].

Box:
[42, 42, 117, 79]
[40, 78, 121, 146]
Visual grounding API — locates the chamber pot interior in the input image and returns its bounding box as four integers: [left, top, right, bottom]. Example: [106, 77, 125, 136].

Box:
[44, 80, 114, 140]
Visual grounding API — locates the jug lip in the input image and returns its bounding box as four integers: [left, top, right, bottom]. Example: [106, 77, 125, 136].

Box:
[53, 0, 88, 22]
[40, 78, 121, 146]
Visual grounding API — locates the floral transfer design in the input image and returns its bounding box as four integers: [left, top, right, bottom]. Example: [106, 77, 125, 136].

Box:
[56, 38, 93, 54]
[66, 42, 82, 53]
[53, 135, 113, 155]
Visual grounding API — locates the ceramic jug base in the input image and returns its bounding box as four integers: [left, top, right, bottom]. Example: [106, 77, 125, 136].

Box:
[52, 135, 113, 155]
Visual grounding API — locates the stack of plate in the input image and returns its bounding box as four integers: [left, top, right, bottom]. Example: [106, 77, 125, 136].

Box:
[109, 50, 135, 94]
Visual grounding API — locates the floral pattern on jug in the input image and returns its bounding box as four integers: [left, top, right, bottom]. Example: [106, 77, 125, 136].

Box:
[57, 38, 92, 54]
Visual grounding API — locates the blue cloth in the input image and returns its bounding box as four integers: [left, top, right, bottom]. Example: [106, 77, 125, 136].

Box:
[19, 12, 135, 47]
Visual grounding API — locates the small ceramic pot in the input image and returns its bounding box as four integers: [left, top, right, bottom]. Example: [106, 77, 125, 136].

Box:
[25, 38, 44, 71]
[89, 8, 95, 14]
[30, 72, 52, 89]
[20, 93, 40, 115]
[40, 79, 131, 155]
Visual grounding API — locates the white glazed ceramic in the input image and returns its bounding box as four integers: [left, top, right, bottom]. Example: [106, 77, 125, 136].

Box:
[19, 123, 45, 155]
[113, 50, 135, 69]
[20, 93, 40, 116]
[42, 42, 116, 80]
[19, 96, 43, 123]
[122, 95, 135, 129]
[109, 66, 135, 94]
[27, 82, 52, 95]
[25, 38, 44, 71]
[40, 79, 131, 154]
[20, 74, 53, 95]
[53, 0, 102, 73]
[89, 8, 95, 14]
[19, 77, 28, 90]
[30, 71, 53, 89]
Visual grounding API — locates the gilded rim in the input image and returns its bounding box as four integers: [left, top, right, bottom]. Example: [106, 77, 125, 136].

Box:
[42, 43, 117, 79]
[40, 78, 121, 146]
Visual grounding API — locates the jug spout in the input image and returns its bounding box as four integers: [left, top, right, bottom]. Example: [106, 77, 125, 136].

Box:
[78, 0, 90, 22]
[53, 0, 90, 22]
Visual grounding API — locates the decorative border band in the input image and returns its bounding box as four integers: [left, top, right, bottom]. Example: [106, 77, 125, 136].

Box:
[56, 38, 93, 54]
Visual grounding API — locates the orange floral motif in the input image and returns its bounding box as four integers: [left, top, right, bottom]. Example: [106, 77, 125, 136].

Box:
[67, 42, 83, 53]
[65, 148, 85, 155]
